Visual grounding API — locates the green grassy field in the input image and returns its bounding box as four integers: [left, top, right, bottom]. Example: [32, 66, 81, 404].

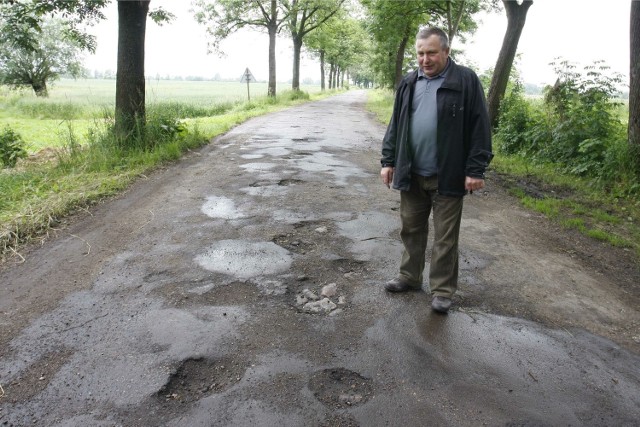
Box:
[0, 79, 321, 152]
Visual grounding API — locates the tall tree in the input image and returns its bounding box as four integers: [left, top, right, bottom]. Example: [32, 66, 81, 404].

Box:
[115, 0, 149, 138]
[361, 0, 423, 89]
[630, 0, 640, 150]
[305, 13, 366, 90]
[114, 1, 173, 139]
[193, 0, 289, 97]
[486, 0, 533, 129]
[361, 0, 487, 89]
[1, 0, 173, 143]
[0, 17, 86, 97]
[283, 0, 346, 91]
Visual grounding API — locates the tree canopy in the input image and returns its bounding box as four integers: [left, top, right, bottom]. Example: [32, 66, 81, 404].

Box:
[0, 17, 86, 96]
[360, 0, 491, 88]
[304, 11, 368, 89]
[0, 0, 107, 52]
[284, 0, 347, 91]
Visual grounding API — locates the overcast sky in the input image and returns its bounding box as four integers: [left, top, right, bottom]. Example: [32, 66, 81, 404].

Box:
[84, 1, 631, 87]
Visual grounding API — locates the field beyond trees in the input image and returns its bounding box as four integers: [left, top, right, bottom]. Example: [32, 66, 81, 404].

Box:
[0, 79, 322, 152]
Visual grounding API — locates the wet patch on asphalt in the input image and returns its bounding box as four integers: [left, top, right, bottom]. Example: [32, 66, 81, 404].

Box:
[308, 368, 374, 409]
[336, 211, 401, 262]
[201, 195, 247, 220]
[237, 371, 309, 413]
[195, 240, 293, 280]
[2, 349, 74, 403]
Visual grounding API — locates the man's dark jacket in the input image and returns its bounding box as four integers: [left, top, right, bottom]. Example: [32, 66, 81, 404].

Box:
[381, 59, 493, 196]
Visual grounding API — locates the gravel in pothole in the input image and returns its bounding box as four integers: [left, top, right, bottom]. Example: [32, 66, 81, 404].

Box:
[308, 368, 374, 409]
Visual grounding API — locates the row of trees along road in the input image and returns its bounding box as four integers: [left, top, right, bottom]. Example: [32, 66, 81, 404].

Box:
[0, 0, 638, 155]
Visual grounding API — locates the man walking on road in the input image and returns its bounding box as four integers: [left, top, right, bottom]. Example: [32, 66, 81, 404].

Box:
[380, 27, 493, 313]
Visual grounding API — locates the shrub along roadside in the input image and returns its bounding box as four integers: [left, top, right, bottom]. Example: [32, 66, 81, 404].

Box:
[0, 89, 337, 260]
[366, 89, 640, 260]
[0, 126, 28, 168]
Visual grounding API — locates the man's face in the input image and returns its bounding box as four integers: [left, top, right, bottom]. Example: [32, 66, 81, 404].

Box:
[416, 35, 450, 77]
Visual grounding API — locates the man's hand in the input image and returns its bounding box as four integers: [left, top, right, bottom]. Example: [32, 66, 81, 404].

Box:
[381, 167, 394, 189]
[465, 176, 485, 192]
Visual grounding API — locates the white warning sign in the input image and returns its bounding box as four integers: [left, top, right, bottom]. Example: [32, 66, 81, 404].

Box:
[240, 68, 257, 83]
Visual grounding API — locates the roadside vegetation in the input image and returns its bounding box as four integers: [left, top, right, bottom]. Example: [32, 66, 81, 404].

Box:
[366, 62, 640, 260]
[0, 79, 331, 260]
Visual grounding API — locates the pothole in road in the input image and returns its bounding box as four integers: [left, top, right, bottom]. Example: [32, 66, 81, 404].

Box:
[156, 357, 246, 403]
[308, 368, 374, 409]
[272, 234, 317, 255]
[278, 178, 303, 186]
[249, 179, 303, 187]
[270, 220, 336, 255]
[320, 414, 360, 427]
[153, 280, 263, 308]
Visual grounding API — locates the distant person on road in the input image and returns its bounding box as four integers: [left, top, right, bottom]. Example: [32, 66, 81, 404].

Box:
[380, 26, 493, 313]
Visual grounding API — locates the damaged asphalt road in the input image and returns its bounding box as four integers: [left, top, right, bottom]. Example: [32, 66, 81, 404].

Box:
[1, 91, 639, 426]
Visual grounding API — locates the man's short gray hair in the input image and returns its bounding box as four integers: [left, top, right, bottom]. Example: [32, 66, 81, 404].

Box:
[416, 27, 449, 50]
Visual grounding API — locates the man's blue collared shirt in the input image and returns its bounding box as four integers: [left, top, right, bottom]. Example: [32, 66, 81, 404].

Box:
[409, 61, 449, 177]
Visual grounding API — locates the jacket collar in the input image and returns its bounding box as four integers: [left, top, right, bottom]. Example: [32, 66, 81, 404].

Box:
[406, 58, 462, 91]
[441, 58, 462, 91]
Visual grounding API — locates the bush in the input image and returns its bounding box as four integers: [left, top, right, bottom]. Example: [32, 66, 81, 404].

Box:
[541, 60, 625, 176]
[495, 59, 636, 191]
[281, 90, 310, 101]
[495, 82, 534, 154]
[0, 126, 27, 168]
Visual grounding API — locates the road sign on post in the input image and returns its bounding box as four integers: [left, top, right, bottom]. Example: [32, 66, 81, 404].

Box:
[240, 68, 257, 101]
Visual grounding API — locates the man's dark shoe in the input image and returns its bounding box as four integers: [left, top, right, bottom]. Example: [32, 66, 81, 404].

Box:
[431, 296, 452, 313]
[384, 278, 421, 293]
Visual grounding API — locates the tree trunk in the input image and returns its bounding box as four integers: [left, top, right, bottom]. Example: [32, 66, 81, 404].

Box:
[115, 0, 149, 139]
[292, 35, 303, 91]
[329, 63, 334, 89]
[446, 0, 466, 46]
[267, 23, 277, 97]
[630, 0, 640, 149]
[487, 0, 533, 129]
[394, 33, 409, 90]
[267, 0, 278, 97]
[319, 50, 326, 91]
[32, 80, 48, 97]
